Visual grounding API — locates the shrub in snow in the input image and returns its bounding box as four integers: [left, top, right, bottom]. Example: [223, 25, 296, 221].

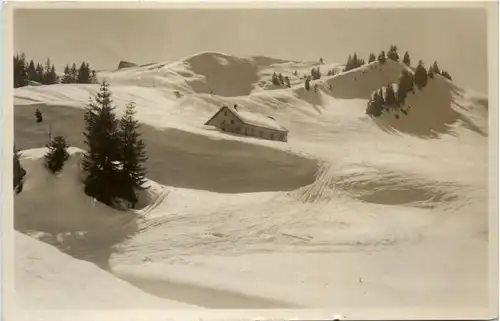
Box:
[14, 146, 26, 194]
[44, 136, 70, 174]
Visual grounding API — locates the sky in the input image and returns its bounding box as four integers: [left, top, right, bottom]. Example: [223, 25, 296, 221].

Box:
[14, 7, 488, 93]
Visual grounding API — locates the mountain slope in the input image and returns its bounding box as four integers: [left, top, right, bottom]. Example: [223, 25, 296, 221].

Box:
[13, 52, 491, 314]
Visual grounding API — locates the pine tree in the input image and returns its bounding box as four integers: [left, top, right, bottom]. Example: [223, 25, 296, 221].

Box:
[366, 91, 384, 117]
[284, 76, 291, 88]
[368, 53, 376, 63]
[62, 65, 72, 83]
[352, 52, 359, 68]
[117, 102, 148, 207]
[14, 146, 26, 194]
[278, 73, 284, 86]
[441, 70, 452, 80]
[49, 65, 58, 84]
[427, 66, 435, 79]
[35, 63, 44, 83]
[397, 78, 408, 105]
[90, 70, 99, 84]
[27, 60, 38, 82]
[384, 84, 398, 107]
[432, 61, 441, 75]
[344, 54, 353, 71]
[396, 69, 414, 102]
[44, 136, 70, 174]
[311, 67, 321, 80]
[271, 72, 280, 86]
[35, 108, 43, 123]
[378, 51, 387, 64]
[78, 62, 91, 84]
[414, 60, 428, 89]
[403, 51, 411, 66]
[70, 63, 78, 83]
[42, 59, 52, 85]
[13, 53, 29, 88]
[319, 57, 324, 64]
[305, 77, 311, 91]
[82, 81, 122, 206]
[387, 45, 400, 61]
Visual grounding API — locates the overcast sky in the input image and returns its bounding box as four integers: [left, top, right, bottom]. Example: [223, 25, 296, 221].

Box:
[14, 7, 488, 93]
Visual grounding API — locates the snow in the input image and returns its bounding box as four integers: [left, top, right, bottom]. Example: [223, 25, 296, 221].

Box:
[228, 104, 288, 132]
[12, 52, 493, 318]
[15, 231, 199, 309]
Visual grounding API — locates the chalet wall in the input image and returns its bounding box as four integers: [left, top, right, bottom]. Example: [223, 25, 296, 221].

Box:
[207, 107, 288, 142]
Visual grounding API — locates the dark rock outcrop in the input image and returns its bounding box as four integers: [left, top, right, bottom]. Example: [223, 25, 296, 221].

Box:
[117, 61, 138, 70]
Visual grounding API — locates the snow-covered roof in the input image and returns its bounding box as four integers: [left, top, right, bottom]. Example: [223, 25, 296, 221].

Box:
[226, 105, 288, 132]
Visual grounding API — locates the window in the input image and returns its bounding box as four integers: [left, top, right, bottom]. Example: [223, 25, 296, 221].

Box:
[231, 120, 235, 124]
[224, 112, 227, 116]
[221, 120, 225, 125]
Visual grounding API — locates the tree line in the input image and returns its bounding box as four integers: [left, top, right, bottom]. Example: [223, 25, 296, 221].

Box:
[366, 59, 452, 118]
[14, 53, 98, 88]
[304, 46, 452, 97]
[14, 81, 148, 210]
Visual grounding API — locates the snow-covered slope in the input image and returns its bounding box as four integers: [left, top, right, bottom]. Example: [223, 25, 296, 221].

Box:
[96, 51, 335, 97]
[15, 231, 198, 309]
[13, 52, 492, 315]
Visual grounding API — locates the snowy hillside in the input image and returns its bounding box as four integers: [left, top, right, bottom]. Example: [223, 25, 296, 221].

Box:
[15, 230, 198, 309]
[13, 52, 491, 316]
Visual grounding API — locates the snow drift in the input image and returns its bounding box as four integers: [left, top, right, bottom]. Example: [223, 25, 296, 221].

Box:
[15, 231, 198, 309]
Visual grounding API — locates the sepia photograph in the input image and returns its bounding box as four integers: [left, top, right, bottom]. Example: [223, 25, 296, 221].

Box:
[3, 2, 499, 320]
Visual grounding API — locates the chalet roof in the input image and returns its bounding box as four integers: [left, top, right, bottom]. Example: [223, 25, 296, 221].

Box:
[217, 105, 288, 132]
